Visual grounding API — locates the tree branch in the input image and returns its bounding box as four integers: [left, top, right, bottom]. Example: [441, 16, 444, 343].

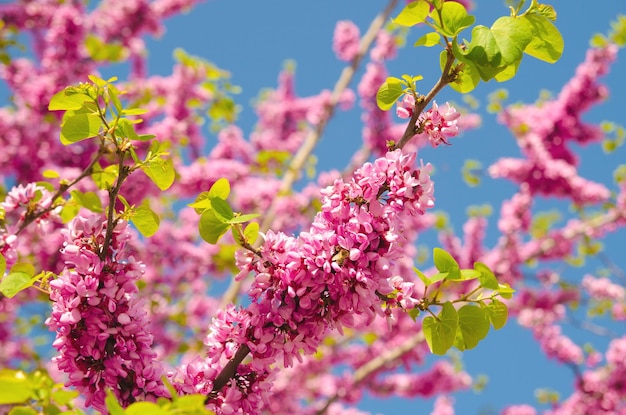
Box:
[314, 332, 425, 415]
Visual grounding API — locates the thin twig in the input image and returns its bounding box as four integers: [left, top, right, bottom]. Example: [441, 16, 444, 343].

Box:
[15, 147, 106, 236]
[314, 332, 425, 415]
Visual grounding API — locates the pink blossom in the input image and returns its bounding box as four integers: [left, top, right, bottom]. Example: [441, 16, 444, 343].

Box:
[420, 101, 460, 147]
[333, 20, 360, 62]
[46, 214, 168, 412]
[396, 94, 415, 119]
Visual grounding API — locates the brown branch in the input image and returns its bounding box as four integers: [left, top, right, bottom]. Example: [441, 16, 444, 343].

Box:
[15, 146, 106, 236]
[393, 46, 457, 151]
[314, 332, 425, 415]
[99, 150, 130, 261]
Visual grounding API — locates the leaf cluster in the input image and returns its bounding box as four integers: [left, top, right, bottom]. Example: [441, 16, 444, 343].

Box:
[376, 0, 564, 110]
[412, 248, 513, 355]
[189, 178, 260, 247]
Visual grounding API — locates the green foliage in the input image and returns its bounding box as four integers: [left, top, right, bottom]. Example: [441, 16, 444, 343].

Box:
[376, 77, 406, 111]
[412, 248, 513, 355]
[105, 386, 214, 415]
[423, 302, 458, 355]
[85, 34, 126, 62]
[0, 369, 81, 413]
[381, 0, 563, 105]
[0, 262, 39, 298]
[131, 202, 161, 238]
[191, 178, 259, 246]
[461, 159, 482, 186]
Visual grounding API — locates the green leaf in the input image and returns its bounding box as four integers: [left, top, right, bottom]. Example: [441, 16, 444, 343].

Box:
[433, 247, 461, 279]
[413, 266, 430, 286]
[11, 263, 35, 277]
[142, 157, 175, 191]
[125, 402, 169, 415]
[209, 197, 234, 223]
[8, 406, 38, 415]
[121, 108, 148, 116]
[522, 14, 563, 63]
[444, 52, 480, 93]
[0, 272, 33, 298]
[59, 200, 80, 223]
[48, 90, 91, 111]
[456, 305, 490, 349]
[132, 203, 160, 237]
[0, 370, 33, 404]
[199, 209, 230, 244]
[42, 169, 60, 179]
[496, 283, 516, 299]
[117, 118, 140, 141]
[243, 221, 260, 245]
[414, 32, 441, 47]
[423, 302, 458, 355]
[85, 35, 125, 62]
[208, 178, 231, 200]
[474, 262, 499, 289]
[189, 192, 212, 214]
[376, 77, 404, 111]
[459, 269, 481, 281]
[392, 1, 430, 27]
[226, 213, 261, 224]
[429, 272, 448, 284]
[432, 1, 475, 37]
[0, 254, 5, 277]
[70, 190, 103, 213]
[493, 59, 520, 82]
[60, 113, 102, 145]
[105, 389, 126, 415]
[91, 163, 118, 190]
[486, 299, 508, 330]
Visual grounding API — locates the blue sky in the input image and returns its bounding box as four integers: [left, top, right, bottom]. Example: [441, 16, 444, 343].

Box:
[138, 1, 626, 414]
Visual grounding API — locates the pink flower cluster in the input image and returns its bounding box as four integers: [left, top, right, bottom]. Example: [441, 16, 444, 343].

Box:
[46, 214, 168, 412]
[333, 20, 361, 62]
[396, 97, 460, 147]
[489, 45, 617, 204]
[181, 150, 434, 414]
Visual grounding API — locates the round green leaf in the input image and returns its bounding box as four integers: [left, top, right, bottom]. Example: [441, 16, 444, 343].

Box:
[208, 178, 231, 200]
[423, 302, 458, 355]
[433, 1, 475, 37]
[474, 262, 498, 289]
[0, 272, 32, 298]
[376, 77, 404, 111]
[60, 113, 102, 145]
[227, 213, 261, 224]
[433, 247, 460, 279]
[199, 209, 229, 244]
[142, 157, 175, 191]
[243, 221, 260, 245]
[132, 204, 160, 237]
[0, 370, 33, 404]
[48, 90, 90, 111]
[456, 305, 490, 349]
[210, 197, 234, 223]
[522, 14, 563, 63]
[392, 1, 430, 27]
[414, 32, 441, 47]
[486, 299, 508, 330]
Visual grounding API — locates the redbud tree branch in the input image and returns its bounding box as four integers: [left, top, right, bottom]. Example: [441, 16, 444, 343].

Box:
[15, 145, 106, 236]
[314, 332, 425, 415]
[208, 0, 399, 397]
